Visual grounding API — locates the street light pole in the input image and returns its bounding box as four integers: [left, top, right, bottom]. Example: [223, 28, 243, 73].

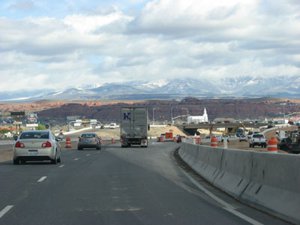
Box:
[181, 107, 189, 124]
[171, 106, 175, 124]
[152, 108, 156, 125]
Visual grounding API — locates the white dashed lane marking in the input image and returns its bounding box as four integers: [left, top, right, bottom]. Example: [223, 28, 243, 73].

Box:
[37, 176, 47, 183]
[59, 164, 65, 168]
[0, 205, 13, 218]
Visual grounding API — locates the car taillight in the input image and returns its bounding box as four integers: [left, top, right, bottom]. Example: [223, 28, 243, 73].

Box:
[42, 141, 52, 148]
[15, 141, 25, 148]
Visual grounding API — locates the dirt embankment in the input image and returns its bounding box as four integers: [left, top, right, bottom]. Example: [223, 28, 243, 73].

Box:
[94, 125, 186, 140]
[0, 148, 13, 162]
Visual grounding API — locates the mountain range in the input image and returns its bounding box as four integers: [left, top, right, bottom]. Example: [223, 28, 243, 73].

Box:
[1, 75, 300, 101]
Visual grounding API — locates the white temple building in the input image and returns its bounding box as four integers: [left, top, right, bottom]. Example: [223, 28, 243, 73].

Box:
[187, 108, 208, 124]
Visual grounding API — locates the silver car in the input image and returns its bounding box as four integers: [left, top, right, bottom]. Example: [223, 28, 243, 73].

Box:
[13, 130, 61, 164]
[77, 132, 102, 150]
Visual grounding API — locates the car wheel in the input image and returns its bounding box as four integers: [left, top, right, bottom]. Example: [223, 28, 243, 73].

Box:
[51, 153, 58, 164]
[13, 158, 19, 165]
[96, 145, 101, 150]
[57, 157, 61, 163]
[77, 146, 82, 150]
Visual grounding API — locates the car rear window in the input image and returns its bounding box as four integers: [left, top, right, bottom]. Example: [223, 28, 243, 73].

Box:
[20, 132, 49, 139]
[81, 133, 96, 138]
[253, 134, 264, 138]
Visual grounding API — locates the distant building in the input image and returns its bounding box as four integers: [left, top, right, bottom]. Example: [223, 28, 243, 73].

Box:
[272, 118, 289, 124]
[187, 108, 208, 124]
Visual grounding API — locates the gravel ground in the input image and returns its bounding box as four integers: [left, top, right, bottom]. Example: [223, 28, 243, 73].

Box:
[0, 148, 13, 163]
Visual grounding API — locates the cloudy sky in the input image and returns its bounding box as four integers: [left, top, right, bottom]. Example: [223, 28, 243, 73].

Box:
[0, 0, 299, 91]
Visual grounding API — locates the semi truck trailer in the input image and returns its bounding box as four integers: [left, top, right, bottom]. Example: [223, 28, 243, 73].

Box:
[120, 107, 149, 147]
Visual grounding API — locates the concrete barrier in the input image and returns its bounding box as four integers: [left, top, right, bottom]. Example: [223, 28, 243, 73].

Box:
[213, 149, 253, 198]
[179, 142, 300, 224]
[0, 140, 14, 146]
[179, 145, 224, 184]
[196, 146, 223, 182]
[242, 153, 300, 224]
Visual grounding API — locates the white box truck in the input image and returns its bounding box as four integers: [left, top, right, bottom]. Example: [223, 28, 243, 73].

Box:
[120, 107, 149, 147]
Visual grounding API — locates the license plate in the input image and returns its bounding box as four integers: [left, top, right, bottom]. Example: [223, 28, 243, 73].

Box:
[28, 150, 38, 156]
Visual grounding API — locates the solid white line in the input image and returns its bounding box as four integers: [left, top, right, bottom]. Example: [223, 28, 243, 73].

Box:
[225, 207, 264, 225]
[181, 170, 263, 225]
[0, 205, 14, 218]
[59, 164, 65, 168]
[182, 170, 235, 210]
[74, 158, 79, 161]
[37, 176, 47, 183]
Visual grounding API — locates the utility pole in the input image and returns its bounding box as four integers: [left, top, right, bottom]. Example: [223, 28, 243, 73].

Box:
[152, 108, 156, 125]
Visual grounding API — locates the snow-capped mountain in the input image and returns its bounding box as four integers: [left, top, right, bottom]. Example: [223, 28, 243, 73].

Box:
[1, 76, 300, 101]
[153, 78, 216, 96]
[218, 76, 300, 97]
[141, 79, 169, 89]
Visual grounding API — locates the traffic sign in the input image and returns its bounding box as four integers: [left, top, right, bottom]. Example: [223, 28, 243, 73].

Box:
[10, 111, 25, 116]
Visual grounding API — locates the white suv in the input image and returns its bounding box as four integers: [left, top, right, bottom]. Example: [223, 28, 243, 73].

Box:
[249, 133, 267, 148]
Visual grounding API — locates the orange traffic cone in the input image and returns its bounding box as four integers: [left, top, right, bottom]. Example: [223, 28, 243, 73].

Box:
[65, 136, 72, 148]
[267, 137, 278, 153]
[210, 136, 218, 148]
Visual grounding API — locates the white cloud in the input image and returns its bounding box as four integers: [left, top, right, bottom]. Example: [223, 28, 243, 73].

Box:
[134, 0, 258, 33]
[0, 0, 299, 92]
[64, 10, 133, 34]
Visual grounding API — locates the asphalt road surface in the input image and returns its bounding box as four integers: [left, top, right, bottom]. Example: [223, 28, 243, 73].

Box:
[0, 142, 290, 225]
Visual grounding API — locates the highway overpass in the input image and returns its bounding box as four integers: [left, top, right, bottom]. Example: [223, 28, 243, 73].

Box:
[178, 122, 269, 135]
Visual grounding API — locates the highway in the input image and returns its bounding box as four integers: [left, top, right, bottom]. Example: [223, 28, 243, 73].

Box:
[0, 142, 290, 225]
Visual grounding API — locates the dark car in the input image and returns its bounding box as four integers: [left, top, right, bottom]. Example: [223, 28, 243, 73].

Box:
[77, 132, 102, 150]
[175, 135, 182, 143]
[278, 137, 300, 154]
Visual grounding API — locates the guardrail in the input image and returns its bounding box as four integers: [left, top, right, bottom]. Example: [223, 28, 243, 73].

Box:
[179, 143, 300, 224]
